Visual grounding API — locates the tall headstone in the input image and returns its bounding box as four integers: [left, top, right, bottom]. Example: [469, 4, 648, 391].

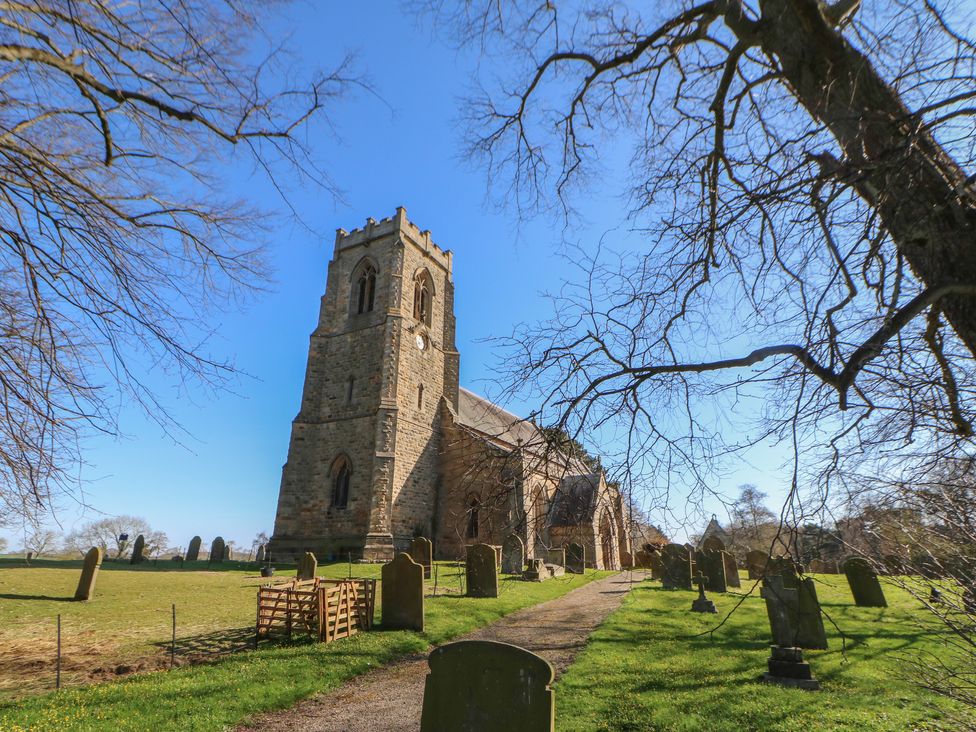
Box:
[74, 547, 104, 601]
[501, 534, 525, 575]
[842, 557, 887, 607]
[130, 534, 146, 565]
[256, 544, 265, 563]
[565, 543, 585, 574]
[186, 536, 202, 562]
[466, 544, 499, 598]
[409, 537, 434, 580]
[722, 551, 740, 588]
[695, 549, 727, 593]
[297, 551, 318, 581]
[760, 574, 820, 690]
[746, 550, 768, 580]
[420, 640, 555, 732]
[210, 536, 225, 563]
[796, 577, 828, 650]
[382, 552, 425, 631]
[661, 544, 693, 590]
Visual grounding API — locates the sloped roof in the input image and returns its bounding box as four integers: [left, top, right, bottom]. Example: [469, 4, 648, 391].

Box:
[456, 387, 540, 447]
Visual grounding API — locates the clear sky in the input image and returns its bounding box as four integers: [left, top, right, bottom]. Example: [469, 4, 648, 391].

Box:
[3, 2, 792, 552]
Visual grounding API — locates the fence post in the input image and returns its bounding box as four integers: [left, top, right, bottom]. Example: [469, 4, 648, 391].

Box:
[171, 604, 176, 669]
[56, 614, 61, 690]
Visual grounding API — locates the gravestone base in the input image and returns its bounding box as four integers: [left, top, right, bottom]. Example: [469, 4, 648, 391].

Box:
[762, 646, 820, 691]
[691, 597, 717, 613]
[523, 559, 548, 582]
[546, 564, 565, 578]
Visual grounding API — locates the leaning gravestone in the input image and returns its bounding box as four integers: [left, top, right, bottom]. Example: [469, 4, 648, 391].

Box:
[74, 547, 104, 601]
[466, 544, 499, 598]
[661, 544, 693, 590]
[501, 534, 525, 575]
[760, 574, 820, 690]
[210, 536, 225, 563]
[409, 536, 434, 580]
[842, 557, 887, 607]
[420, 640, 555, 732]
[565, 543, 585, 574]
[722, 551, 741, 588]
[130, 534, 146, 565]
[695, 549, 727, 593]
[746, 549, 768, 580]
[382, 552, 424, 631]
[256, 544, 265, 563]
[797, 577, 828, 650]
[297, 551, 318, 581]
[186, 536, 202, 561]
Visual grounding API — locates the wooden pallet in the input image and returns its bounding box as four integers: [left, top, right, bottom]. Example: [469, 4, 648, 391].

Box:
[256, 577, 376, 644]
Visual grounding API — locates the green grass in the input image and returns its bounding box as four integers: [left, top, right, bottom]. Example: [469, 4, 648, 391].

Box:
[0, 559, 610, 731]
[555, 572, 970, 731]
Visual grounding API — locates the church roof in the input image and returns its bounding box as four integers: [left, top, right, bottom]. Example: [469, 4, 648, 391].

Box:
[456, 387, 541, 448]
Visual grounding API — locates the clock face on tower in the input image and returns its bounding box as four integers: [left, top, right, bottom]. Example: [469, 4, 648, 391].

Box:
[415, 333, 427, 351]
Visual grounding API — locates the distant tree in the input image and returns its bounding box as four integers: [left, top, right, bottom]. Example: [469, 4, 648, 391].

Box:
[726, 485, 782, 554]
[63, 516, 165, 559]
[0, 1, 361, 527]
[0, 536, 7, 554]
[22, 528, 59, 557]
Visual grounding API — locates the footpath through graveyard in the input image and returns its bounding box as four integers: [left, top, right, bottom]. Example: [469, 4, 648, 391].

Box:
[242, 570, 645, 732]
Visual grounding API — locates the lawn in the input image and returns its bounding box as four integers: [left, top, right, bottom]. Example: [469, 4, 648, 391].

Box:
[555, 572, 970, 731]
[0, 557, 609, 731]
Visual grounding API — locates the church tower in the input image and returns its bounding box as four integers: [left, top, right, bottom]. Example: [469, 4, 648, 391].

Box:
[270, 208, 459, 561]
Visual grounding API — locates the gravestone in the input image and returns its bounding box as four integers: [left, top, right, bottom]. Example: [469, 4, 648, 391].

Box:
[760, 574, 820, 690]
[501, 534, 525, 575]
[297, 551, 318, 581]
[722, 551, 740, 588]
[409, 537, 434, 579]
[546, 548, 565, 566]
[842, 557, 887, 607]
[766, 556, 801, 589]
[256, 544, 265, 563]
[420, 640, 555, 732]
[210, 536, 225, 563]
[130, 534, 146, 564]
[523, 558, 549, 582]
[691, 572, 717, 613]
[746, 549, 768, 580]
[74, 547, 104, 601]
[702, 535, 725, 552]
[382, 552, 425, 631]
[649, 552, 664, 580]
[466, 544, 499, 597]
[186, 536, 202, 561]
[797, 577, 828, 650]
[661, 544, 693, 590]
[695, 549, 727, 593]
[565, 543, 585, 574]
[633, 550, 653, 569]
[223, 545, 231, 561]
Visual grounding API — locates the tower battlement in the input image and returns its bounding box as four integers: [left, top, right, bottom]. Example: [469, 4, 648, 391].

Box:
[334, 207, 453, 274]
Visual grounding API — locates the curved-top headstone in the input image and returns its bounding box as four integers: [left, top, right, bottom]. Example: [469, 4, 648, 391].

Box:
[661, 544, 693, 590]
[501, 534, 525, 575]
[695, 549, 727, 593]
[74, 546, 104, 601]
[409, 536, 433, 579]
[186, 536, 202, 562]
[130, 534, 146, 565]
[297, 551, 318, 581]
[842, 557, 887, 607]
[746, 549, 768, 580]
[466, 544, 498, 598]
[210, 536, 225, 563]
[420, 640, 554, 732]
[565, 543, 585, 574]
[223, 545, 231, 561]
[702, 536, 725, 552]
[382, 552, 425, 631]
[722, 551, 741, 588]
[256, 544, 265, 563]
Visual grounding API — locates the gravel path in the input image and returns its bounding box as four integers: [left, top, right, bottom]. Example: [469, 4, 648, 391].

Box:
[241, 571, 645, 732]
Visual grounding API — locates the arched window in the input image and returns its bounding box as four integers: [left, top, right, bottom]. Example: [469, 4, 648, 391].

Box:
[413, 270, 433, 325]
[466, 494, 480, 539]
[353, 261, 377, 314]
[331, 455, 351, 509]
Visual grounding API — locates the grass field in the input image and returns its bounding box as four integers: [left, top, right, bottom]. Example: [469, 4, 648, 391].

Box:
[0, 558, 609, 731]
[555, 572, 970, 731]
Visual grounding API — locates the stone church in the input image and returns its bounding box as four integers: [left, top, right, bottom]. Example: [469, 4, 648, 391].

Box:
[269, 208, 631, 568]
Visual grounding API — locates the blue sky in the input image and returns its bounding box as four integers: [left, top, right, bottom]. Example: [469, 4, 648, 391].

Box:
[3, 2, 792, 551]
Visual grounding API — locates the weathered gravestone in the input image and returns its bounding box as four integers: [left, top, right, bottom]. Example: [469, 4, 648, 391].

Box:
[691, 572, 717, 613]
[760, 574, 820, 690]
[74, 547, 104, 601]
[695, 549, 727, 593]
[382, 552, 424, 631]
[797, 578, 828, 650]
[210, 536, 225, 563]
[466, 544, 498, 598]
[842, 557, 887, 607]
[761, 573, 827, 649]
[409, 536, 434, 579]
[722, 551, 740, 588]
[565, 543, 585, 574]
[501, 534, 525, 575]
[746, 549, 768, 580]
[186, 536, 202, 562]
[522, 558, 549, 582]
[223, 545, 231, 561]
[130, 534, 146, 565]
[649, 552, 664, 580]
[702, 535, 725, 552]
[256, 544, 265, 563]
[420, 640, 555, 732]
[297, 551, 318, 581]
[661, 544, 693, 590]
[766, 556, 801, 589]
[546, 548, 565, 567]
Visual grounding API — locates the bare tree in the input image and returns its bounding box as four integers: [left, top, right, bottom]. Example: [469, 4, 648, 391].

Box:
[0, 1, 359, 525]
[63, 515, 166, 559]
[22, 527, 59, 557]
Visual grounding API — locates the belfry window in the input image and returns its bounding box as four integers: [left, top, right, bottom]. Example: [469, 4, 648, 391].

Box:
[413, 271, 433, 325]
[466, 495, 480, 539]
[331, 456, 351, 509]
[357, 264, 376, 314]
